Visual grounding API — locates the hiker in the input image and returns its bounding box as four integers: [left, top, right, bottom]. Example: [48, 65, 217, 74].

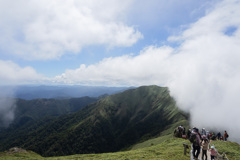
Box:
[187, 129, 191, 139]
[224, 131, 229, 141]
[201, 135, 209, 160]
[178, 125, 184, 137]
[209, 145, 217, 160]
[190, 127, 201, 160]
[182, 127, 186, 138]
[174, 125, 184, 138]
[216, 132, 221, 140]
[174, 126, 182, 138]
[183, 127, 186, 135]
[220, 136, 223, 141]
[202, 128, 206, 136]
[206, 131, 210, 140]
[211, 132, 216, 140]
[211, 134, 216, 140]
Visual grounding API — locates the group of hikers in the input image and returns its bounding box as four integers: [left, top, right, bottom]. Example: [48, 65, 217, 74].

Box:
[174, 125, 229, 160]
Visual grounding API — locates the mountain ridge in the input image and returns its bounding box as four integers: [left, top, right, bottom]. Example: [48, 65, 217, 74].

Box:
[0, 85, 189, 157]
[6, 85, 131, 100]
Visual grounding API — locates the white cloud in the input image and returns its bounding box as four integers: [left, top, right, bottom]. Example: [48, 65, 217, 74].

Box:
[167, 0, 240, 142]
[54, 0, 240, 142]
[54, 46, 173, 86]
[0, 60, 45, 85]
[0, 0, 142, 60]
[0, 59, 46, 126]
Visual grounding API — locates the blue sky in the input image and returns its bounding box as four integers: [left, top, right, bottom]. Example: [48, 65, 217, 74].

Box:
[1, 0, 240, 141]
[0, 0, 216, 79]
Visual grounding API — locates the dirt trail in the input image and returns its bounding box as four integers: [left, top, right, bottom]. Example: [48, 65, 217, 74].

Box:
[198, 149, 211, 160]
[190, 146, 211, 160]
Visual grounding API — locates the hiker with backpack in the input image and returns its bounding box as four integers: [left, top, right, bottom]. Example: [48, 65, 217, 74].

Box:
[174, 126, 183, 138]
[224, 130, 229, 141]
[189, 127, 201, 160]
[201, 135, 209, 160]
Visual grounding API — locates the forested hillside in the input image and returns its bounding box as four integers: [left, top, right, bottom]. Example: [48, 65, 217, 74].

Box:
[0, 85, 189, 157]
[12, 97, 98, 127]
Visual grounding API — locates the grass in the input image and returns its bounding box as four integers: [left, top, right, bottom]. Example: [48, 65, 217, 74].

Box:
[0, 151, 42, 160]
[49, 137, 191, 160]
[0, 136, 239, 160]
[209, 140, 240, 160]
[0, 137, 191, 160]
[130, 134, 173, 150]
[129, 119, 189, 150]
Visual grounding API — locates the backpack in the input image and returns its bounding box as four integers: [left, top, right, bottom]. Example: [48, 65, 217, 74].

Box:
[189, 132, 200, 146]
[189, 132, 196, 143]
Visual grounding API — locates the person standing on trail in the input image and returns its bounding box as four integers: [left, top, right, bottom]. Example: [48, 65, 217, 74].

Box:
[216, 132, 221, 140]
[209, 146, 217, 160]
[201, 135, 209, 160]
[211, 132, 216, 140]
[189, 127, 201, 160]
[206, 131, 210, 140]
[202, 128, 206, 136]
[224, 131, 229, 141]
[187, 129, 191, 139]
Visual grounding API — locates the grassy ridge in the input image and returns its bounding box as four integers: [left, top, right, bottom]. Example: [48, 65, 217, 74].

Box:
[210, 140, 240, 160]
[0, 137, 191, 160]
[130, 119, 189, 150]
[1, 137, 239, 160]
[1, 85, 189, 156]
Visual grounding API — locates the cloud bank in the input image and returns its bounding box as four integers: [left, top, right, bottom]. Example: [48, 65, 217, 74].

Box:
[0, 0, 142, 60]
[54, 0, 240, 141]
[0, 60, 44, 85]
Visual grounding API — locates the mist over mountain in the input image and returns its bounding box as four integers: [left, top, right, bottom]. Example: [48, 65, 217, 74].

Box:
[0, 85, 189, 157]
[0, 87, 16, 128]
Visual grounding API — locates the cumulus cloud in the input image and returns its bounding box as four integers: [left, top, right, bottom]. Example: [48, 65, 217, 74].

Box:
[54, 46, 173, 86]
[54, 0, 240, 142]
[0, 0, 142, 60]
[0, 60, 45, 85]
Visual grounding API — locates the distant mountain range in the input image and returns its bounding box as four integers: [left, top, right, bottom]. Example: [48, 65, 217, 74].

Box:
[0, 85, 189, 157]
[0, 85, 131, 100]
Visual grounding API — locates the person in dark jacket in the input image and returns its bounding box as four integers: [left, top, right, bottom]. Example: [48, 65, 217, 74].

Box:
[217, 132, 221, 140]
[190, 128, 201, 160]
[187, 129, 191, 139]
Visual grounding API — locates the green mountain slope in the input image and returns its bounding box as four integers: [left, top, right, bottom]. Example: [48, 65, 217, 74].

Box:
[12, 96, 98, 126]
[1, 138, 239, 160]
[0, 85, 189, 157]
